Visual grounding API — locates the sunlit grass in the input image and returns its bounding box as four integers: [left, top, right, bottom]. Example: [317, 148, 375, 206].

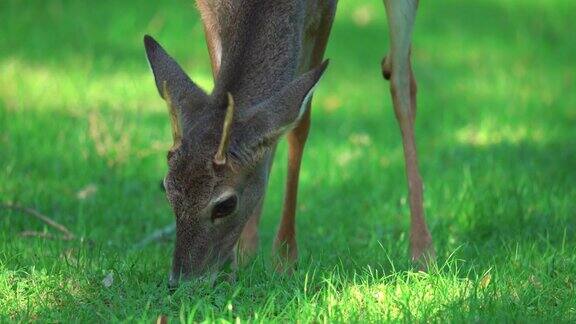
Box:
[1, 0, 575, 322]
[0, 57, 214, 113]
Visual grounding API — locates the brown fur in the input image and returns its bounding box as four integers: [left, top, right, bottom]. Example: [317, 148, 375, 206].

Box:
[144, 0, 333, 285]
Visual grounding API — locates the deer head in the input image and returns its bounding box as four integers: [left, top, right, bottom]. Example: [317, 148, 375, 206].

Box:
[144, 35, 327, 285]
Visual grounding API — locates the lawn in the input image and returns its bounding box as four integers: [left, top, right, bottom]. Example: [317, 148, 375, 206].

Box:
[1, 0, 575, 322]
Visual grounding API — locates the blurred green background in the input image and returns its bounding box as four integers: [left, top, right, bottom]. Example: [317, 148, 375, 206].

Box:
[1, 0, 575, 321]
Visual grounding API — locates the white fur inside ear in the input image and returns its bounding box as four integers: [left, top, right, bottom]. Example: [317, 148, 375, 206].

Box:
[296, 74, 323, 121]
[214, 40, 222, 71]
[276, 82, 319, 135]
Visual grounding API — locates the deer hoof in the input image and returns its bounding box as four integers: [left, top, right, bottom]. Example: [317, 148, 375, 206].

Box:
[410, 237, 435, 272]
[272, 239, 298, 274]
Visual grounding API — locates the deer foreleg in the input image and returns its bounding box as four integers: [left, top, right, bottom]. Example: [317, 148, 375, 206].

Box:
[273, 0, 337, 272]
[383, 0, 434, 267]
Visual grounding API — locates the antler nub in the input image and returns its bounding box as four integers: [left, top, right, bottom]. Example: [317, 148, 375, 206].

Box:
[214, 93, 235, 166]
[162, 81, 183, 151]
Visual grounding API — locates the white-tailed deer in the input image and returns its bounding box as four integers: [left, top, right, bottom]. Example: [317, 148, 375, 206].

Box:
[144, 0, 433, 286]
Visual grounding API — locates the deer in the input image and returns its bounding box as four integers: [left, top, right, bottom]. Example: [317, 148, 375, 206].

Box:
[143, 0, 433, 287]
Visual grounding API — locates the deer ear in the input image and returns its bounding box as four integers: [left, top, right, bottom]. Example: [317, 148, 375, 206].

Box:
[230, 61, 329, 165]
[144, 35, 208, 107]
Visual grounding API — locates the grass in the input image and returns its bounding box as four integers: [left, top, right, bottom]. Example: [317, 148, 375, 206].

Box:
[1, 0, 575, 321]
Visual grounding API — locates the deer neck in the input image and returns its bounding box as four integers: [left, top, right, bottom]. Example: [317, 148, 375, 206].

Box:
[205, 0, 305, 109]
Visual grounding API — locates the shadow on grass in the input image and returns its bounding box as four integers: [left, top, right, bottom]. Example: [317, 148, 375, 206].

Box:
[2, 0, 574, 75]
[3, 102, 574, 276]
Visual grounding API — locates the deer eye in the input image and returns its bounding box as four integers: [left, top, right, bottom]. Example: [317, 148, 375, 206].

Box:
[212, 195, 238, 220]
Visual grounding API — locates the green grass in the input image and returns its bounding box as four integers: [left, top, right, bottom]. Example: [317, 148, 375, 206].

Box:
[1, 0, 575, 321]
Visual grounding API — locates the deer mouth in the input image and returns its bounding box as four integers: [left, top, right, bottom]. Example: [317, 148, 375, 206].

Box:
[168, 242, 236, 289]
[168, 259, 235, 290]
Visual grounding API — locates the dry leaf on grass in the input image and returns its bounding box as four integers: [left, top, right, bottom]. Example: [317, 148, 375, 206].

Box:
[77, 184, 98, 200]
[102, 272, 114, 288]
[479, 270, 492, 290]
